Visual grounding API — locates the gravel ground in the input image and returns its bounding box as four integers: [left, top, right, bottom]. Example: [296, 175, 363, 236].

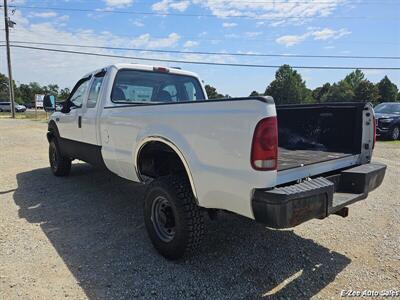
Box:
[0, 119, 399, 300]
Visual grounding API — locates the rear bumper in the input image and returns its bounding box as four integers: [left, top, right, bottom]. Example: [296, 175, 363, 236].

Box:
[252, 163, 386, 229]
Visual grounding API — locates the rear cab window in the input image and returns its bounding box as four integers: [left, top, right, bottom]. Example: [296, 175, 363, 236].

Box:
[111, 69, 206, 104]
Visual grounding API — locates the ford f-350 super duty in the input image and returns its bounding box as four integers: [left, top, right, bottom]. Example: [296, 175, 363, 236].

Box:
[46, 64, 386, 259]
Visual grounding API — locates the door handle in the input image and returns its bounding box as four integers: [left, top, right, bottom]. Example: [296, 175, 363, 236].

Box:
[55, 117, 59, 122]
[78, 116, 82, 128]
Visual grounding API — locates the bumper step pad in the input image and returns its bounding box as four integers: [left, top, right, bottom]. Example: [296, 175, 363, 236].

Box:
[252, 163, 386, 229]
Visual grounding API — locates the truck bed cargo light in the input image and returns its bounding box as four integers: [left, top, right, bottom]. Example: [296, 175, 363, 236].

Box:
[153, 67, 170, 73]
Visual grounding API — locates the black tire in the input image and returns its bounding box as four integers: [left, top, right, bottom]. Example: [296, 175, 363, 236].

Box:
[389, 126, 400, 140]
[49, 139, 71, 176]
[144, 175, 204, 260]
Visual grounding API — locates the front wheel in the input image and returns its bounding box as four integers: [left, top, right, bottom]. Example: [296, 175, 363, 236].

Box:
[389, 126, 400, 140]
[144, 175, 204, 260]
[49, 140, 71, 176]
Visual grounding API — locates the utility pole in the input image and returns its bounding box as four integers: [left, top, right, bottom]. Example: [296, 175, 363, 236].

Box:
[3, 0, 15, 118]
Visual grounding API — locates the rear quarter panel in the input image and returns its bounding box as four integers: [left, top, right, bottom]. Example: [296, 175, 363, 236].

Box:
[100, 99, 276, 218]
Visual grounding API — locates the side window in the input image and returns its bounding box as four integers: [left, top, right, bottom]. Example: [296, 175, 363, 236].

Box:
[87, 77, 104, 108]
[70, 80, 90, 107]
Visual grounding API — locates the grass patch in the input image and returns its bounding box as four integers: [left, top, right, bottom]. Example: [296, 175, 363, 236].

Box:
[0, 111, 49, 121]
[377, 140, 400, 145]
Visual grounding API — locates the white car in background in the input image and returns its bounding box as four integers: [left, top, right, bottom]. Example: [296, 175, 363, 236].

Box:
[0, 101, 26, 112]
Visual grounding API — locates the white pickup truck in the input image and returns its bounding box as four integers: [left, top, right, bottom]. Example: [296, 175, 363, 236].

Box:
[46, 64, 386, 259]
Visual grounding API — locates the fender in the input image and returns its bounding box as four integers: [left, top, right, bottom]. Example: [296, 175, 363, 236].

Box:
[134, 136, 198, 201]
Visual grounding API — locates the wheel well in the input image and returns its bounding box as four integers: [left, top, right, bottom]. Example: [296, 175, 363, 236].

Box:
[137, 141, 188, 179]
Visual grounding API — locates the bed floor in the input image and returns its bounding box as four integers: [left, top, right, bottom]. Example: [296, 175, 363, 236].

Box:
[278, 148, 354, 171]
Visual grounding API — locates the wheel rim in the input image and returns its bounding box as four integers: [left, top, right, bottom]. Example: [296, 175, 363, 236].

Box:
[392, 127, 399, 140]
[50, 144, 58, 171]
[151, 196, 176, 242]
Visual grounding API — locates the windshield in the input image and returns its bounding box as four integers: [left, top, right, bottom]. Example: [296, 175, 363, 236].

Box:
[374, 103, 400, 115]
[111, 69, 206, 104]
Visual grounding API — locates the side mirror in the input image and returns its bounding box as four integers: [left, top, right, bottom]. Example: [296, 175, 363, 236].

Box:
[43, 95, 56, 112]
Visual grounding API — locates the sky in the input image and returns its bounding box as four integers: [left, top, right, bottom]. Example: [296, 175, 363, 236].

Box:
[0, 0, 399, 96]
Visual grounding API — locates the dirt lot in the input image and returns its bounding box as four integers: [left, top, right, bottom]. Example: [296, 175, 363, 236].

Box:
[0, 119, 399, 300]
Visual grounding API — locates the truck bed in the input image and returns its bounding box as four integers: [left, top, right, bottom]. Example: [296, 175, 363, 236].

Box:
[278, 148, 353, 171]
[276, 103, 366, 174]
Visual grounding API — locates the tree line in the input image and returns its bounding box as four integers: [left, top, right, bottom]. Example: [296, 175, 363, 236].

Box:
[208, 64, 400, 104]
[0, 73, 70, 105]
[1, 65, 399, 105]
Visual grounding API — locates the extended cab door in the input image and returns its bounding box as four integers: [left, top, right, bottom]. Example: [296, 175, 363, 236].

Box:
[57, 76, 91, 141]
[80, 70, 106, 145]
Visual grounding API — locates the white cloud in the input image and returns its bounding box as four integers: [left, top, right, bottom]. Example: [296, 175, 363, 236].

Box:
[104, 0, 133, 8]
[256, 21, 265, 27]
[276, 27, 351, 47]
[130, 33, 181, 48]
[170, 1, 190, 12]
[152, 0, 190, 12]
[0, 11, 184, 89]
[276, 34, 309, 47]
[245, 31, 262, 37]
[29, 11, 58, 18]
[224, 33, 239, 39]
[312, 28, 351, 40]
[184, 40, 199, 48]
[152, 0, 170, 11]
[192, 0, 347, 25]
[131, 19, 144, 27]
[222, 22, 237, 28]
[58, 15, 70, 22]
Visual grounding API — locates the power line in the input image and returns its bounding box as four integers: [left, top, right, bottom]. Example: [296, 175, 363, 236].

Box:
[5, 27, 399, 46]
[7, 44, 400, 70]
[8, 5, 400, 20]
[7, 40, 400, 60]
[19, 0, 400, 5]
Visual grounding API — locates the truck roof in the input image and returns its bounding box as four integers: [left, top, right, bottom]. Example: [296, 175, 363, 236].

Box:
[108, 63, 200, 79]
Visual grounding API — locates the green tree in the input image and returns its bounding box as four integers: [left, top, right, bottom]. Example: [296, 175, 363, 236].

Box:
[0, 73, 19, 103]
[377, 76, 398, 102]
[44, 84, 60, 97]
[249, 91, 260, 97]
[265, 65, 311, 104]
[205, 84, 224, 99]
[324, 80, 355, 102]
[16, 84, 33, 104]
[344, 69, 365, 90]
[0, 73, 9, 99]
[58, 88, 71, 101]
[354, 80, 379, 103]
[312, 83, 331, 103]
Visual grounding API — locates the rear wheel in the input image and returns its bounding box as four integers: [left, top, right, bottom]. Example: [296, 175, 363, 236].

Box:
[389, 126, 400, 140]
[49, 139, 71, 176]
[144, 175, 204, 260]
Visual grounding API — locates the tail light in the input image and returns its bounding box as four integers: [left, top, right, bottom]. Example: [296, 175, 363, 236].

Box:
[251, 117, 278, 171]
[373, 115, 376, 149]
